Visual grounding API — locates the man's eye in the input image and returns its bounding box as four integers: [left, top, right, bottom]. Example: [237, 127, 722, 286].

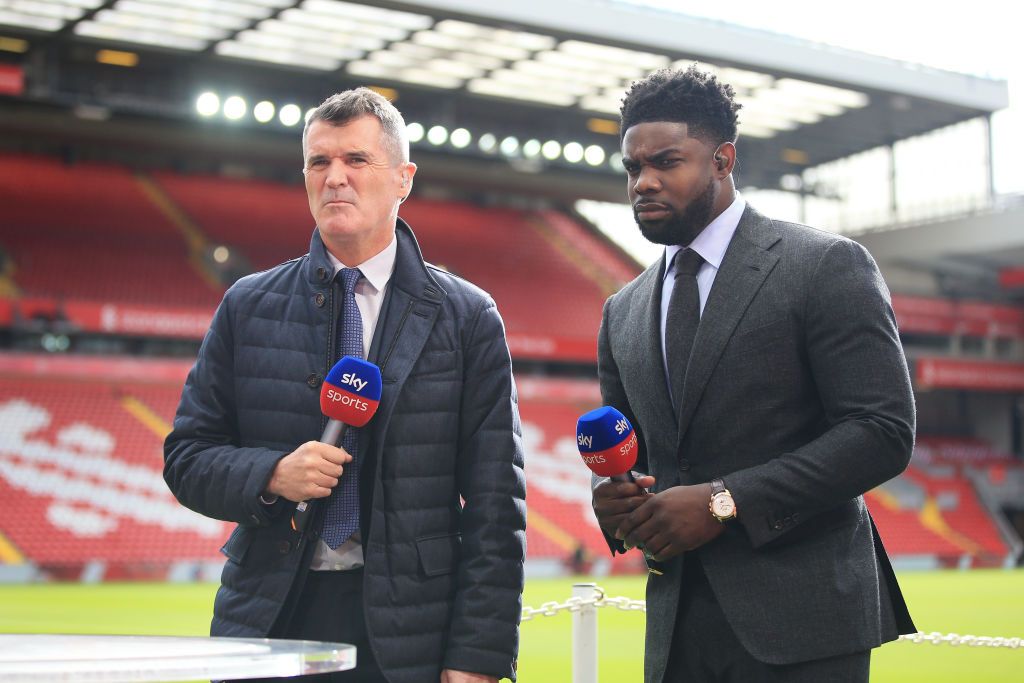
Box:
[309, 159, 328, 169]
[349, 157, 368, 167]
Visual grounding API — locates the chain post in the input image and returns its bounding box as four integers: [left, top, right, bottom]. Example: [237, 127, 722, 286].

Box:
[572, 583, 599, 683]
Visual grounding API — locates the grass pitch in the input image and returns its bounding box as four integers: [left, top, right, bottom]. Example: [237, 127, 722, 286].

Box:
[0, 570, 1020, 681]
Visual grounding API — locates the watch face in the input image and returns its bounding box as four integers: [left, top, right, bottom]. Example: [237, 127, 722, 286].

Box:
[712, 494, 735, 519]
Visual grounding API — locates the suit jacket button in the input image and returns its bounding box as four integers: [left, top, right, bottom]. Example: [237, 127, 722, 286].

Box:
[314, 293, 326, 307]
[278, 541, 291, 554]
[678, 459, 691, 471]
[773, 521, 783, 530]
[307, 373, 322, 388]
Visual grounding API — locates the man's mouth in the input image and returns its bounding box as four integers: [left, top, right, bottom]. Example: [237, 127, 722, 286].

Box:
[634, 203, 670, 220]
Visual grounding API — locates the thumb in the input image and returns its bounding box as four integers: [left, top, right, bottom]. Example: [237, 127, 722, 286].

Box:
[634, 475, 656, 489]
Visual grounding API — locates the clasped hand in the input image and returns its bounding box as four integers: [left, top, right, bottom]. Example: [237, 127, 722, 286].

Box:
[593, 477, 723, 561]
[265, 441, 352, 502]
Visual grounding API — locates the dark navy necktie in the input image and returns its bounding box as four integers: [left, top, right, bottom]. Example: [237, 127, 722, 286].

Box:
[322, 267, 363, 549]
[666, 249, 705, 410]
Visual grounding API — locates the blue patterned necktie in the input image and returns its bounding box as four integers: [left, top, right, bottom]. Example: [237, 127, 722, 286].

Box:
[322, 267, 363, 549]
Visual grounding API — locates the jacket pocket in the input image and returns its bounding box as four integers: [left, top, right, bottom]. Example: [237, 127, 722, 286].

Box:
[416, 533, 461, 577]
[220, 526, 252, 566]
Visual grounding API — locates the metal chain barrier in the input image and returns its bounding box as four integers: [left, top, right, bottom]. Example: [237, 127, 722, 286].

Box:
[898, 632, 1022, 649]
[521, 585, 1022, 650]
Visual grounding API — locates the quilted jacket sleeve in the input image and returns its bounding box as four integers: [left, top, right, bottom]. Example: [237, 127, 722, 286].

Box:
[163, 290, 288, 527]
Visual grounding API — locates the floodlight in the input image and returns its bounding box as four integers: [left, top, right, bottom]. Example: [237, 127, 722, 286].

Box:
[426, 125, 448, 145]
[478, 133, 497, 153]
[584, 145, 606, 166]
[407, 122, 425, 143]
[253, 101, 275, 123]
[563, 142, 584, 163]
[196, 92, 220, 117]
[279, 104, 302, 126]
[223, 95, 247, 120]
[450, 128, 471, 149]
[499, 136, 519, 156]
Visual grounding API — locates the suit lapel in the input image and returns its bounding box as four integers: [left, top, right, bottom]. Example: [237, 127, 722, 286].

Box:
[622, 257, 678, 433]
[675, 206, 781, 448]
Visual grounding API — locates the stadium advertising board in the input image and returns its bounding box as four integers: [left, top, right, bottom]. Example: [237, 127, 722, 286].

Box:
[917, 357, 1024, 391]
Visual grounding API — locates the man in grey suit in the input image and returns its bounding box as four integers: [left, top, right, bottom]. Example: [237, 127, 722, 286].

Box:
[592, 66, 916, 682]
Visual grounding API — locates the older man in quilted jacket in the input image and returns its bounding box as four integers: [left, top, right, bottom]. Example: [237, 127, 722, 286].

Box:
[164, 88, 526, 683]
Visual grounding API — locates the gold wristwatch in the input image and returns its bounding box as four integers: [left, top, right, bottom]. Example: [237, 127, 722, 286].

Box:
[709, 478, 737, 523]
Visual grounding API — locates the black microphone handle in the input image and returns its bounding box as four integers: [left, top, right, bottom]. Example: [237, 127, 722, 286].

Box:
[608, 469, 665, 576]
[291, 419, 348, 533]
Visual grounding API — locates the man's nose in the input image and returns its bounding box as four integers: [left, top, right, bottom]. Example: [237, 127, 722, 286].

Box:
[632, 167, 660, 195]
[324, 159, 347, 187]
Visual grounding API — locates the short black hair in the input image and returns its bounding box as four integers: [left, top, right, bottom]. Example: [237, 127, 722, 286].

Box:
[620, 65, 741, 145]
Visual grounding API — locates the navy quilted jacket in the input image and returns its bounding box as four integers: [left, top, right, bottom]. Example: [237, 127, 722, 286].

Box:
[164, 221, 526, 682]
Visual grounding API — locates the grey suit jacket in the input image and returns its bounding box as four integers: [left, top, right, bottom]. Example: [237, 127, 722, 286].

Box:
[598, 205, 915, 681]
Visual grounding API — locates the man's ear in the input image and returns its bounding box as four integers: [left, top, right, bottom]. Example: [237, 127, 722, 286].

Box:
[713, 142, 736, 176]
[399, 162, 417, 201]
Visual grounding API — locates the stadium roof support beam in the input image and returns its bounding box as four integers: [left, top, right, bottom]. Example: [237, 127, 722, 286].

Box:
[397, 0, 1008, 112]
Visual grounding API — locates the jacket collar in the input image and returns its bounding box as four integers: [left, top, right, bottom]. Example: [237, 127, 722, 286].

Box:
[305, 219, 443, 298]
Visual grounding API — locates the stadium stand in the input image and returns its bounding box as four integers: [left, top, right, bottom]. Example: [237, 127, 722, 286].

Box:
[150, 170, 635, 349]
[150, 171, 314, 272]
[1, 354, 1018, 578]
[0, 155, 638, 362]
[0, 153, 1020, 576]
[0, 374, 228, 573]
[0, 154, 221, 309]
[0, 357, 652, 577]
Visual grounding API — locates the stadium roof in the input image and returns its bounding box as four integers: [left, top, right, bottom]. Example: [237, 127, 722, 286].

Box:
[0, 0, 1010, 201]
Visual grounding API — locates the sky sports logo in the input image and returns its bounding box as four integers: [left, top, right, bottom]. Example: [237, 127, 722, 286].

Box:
[324, 387, 371, 412]
[323, 371, 378, 413]
[579, 431, 636, 463]
[320, 359, 382, 427]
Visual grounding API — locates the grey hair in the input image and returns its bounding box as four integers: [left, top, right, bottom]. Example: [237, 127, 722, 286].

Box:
[301, 87, 410, 164]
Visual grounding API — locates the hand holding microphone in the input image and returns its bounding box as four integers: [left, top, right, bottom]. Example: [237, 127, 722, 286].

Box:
[578, 406, 664, 575]
[281, 356, 382, 533]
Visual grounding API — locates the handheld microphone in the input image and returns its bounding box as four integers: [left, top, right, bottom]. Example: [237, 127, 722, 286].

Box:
[576, 406, 639, 480]
[292, 356, 383, 533]
[577, 406, 664, 575]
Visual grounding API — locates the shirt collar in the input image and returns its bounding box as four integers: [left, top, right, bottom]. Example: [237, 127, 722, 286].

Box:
[664, 193, 746, 279]
[326, 234, 398, 294]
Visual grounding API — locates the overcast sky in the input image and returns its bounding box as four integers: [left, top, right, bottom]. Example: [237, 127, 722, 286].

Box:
[626, 0, 1022, 194]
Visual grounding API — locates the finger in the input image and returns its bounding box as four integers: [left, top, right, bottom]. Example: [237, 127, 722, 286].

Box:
[305, 484, 334, 499]
[616, 500, 655, 540]
[650, 538, 686, 562]
[318, 462, 344, 478]
[640, 532, 672, 559]
[594, 495, 647, 517]
[314, 473, 340, 490]
[318, 447, 352, 465]
[594, 480, 647, 500]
